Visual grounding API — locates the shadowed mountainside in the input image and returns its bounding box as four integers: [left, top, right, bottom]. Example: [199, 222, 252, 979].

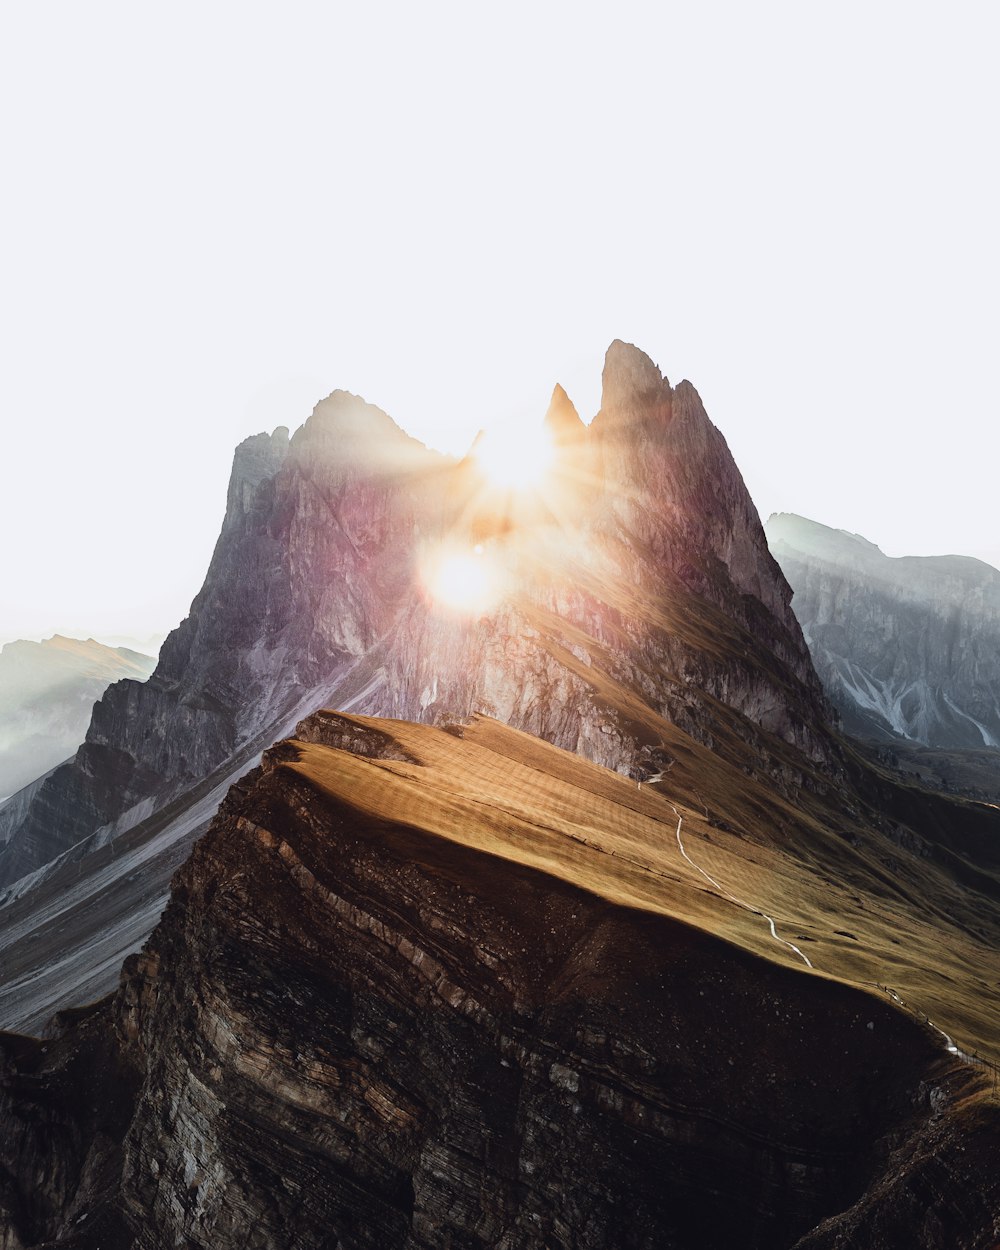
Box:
[1, 712, 998, 1249]
[766, 512, 1000, 753]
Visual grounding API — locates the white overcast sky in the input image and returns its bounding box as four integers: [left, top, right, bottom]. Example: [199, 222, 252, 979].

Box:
[1, 2, 997, 649]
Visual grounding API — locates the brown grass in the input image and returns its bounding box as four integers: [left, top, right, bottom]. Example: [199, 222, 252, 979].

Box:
[282, 713, 1000, 1070]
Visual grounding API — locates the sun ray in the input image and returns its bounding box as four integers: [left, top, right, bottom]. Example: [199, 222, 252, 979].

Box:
[472, 423, 554, 492]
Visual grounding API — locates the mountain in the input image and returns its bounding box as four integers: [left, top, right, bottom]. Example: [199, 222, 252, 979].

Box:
[0, 636, 156, 804]
[766, 512, 1000, 750]
[2, 344, 1000, 1246]
[0, 343, 834, 1029]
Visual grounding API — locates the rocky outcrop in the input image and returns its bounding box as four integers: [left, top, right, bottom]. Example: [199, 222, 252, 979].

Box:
[594, 346, 803, 635]
[3, 714, 998, 1249]
[766, 512, 1000, 749]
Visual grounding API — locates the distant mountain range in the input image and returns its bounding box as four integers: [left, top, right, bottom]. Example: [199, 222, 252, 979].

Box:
[766, 513, 1000, 754]
[0, 635, 155, 803]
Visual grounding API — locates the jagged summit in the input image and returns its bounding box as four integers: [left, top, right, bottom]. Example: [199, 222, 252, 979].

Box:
[1, 339, 826, 891]
[0, 338, 829, 997]
[599, 338, 668, 412]
[292, 389, 442, 475]
[544, 381, 585, 439]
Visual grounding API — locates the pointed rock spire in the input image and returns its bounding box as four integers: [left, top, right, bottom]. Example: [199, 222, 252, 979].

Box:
[600, 340, 669, 413]
[544, 383, 586, 443]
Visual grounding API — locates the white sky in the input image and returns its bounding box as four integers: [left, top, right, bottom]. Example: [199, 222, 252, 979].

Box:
[1, 2, 997, 649]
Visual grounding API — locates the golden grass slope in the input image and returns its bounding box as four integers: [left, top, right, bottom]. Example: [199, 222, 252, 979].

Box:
[282, 711, 1000, 1071]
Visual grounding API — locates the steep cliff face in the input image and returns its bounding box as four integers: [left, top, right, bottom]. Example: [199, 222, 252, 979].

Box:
[594, 350, 801, 635]
[766, 512, 1000, 749]
[0, 397, 441, 887]
[1, 344, 829, 901]
[3, 713, 999, 1250]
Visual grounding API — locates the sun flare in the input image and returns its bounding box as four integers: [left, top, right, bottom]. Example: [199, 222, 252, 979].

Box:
[424, 546, 499, 614]
[473, 423, 554, 492]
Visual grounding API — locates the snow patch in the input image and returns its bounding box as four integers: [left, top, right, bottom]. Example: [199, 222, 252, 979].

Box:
[942, 692, 1000, 749]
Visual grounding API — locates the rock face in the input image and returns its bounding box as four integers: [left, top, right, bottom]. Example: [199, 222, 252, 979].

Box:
[0, 345, 830, 901]
[0, 636, 155, 823]
[0, 399, 439, 887]
[766, 512, 1000, 750]
[3, 713, 999, 1250]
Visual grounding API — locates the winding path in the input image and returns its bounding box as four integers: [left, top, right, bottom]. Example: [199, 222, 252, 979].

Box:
[669, 804, 813, 969]
[661, 795, 995, 1072]
[878, 983, 982, 1064]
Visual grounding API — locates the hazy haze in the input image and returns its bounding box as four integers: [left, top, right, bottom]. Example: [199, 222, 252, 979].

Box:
[1, 2, 997, 646]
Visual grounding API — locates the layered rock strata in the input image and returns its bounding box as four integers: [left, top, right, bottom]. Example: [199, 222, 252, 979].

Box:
[3, 714, 998, 1249]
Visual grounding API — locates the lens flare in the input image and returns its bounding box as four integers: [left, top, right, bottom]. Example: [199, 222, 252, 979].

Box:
[473, 423, 554, 492]
[424, 546, 498, 614]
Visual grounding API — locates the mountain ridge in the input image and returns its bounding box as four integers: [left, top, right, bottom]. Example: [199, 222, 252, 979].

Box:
[0, 344, 829, 895]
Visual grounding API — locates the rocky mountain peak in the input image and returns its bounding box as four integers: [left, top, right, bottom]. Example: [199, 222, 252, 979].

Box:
[585, 355, 803, 644]
[544, 382, 586, 441]
[289, 390, 444, 486]
[225, 426, 290, 522]
[0, 339, 829, 897]
[599, 338, 670, 414]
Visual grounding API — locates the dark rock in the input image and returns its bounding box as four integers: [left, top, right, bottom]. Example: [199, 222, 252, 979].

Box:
[4, 719, 998, 1248]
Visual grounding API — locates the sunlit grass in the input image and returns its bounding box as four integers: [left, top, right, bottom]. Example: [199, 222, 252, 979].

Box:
[283, 712, 1000, 1070]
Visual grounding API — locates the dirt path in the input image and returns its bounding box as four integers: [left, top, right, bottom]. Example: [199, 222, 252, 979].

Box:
[669, 804, 813, 969]
[665, 797, 993, 1071]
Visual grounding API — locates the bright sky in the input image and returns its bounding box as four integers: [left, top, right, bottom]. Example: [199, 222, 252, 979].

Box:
[1, 3, 997, 649]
